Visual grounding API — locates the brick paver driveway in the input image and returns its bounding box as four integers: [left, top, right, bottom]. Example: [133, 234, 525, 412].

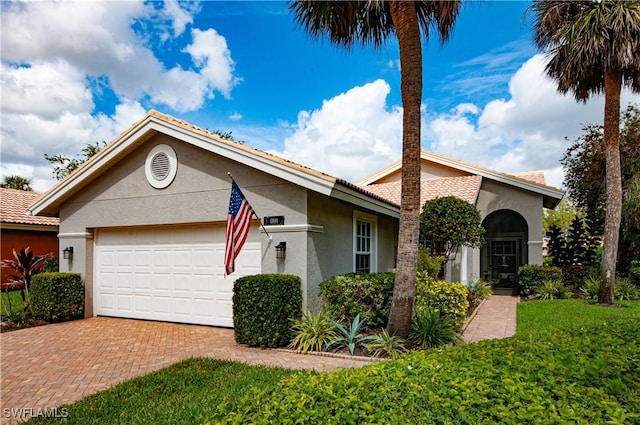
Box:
[1, 317, 371, 423]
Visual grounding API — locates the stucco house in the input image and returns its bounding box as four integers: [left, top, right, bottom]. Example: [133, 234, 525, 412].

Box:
[28, 111, 399, 327]
[1, 189, 59, 287]
[29, 110, 563, 327]
[357, 150, 564, 287]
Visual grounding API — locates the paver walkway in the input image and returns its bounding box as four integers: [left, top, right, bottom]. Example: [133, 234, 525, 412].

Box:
[0, 317, 371, 424]
[462, 294, 519, 343]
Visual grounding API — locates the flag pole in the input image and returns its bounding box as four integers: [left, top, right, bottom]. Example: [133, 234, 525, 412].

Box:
[227, 172, 272, 240]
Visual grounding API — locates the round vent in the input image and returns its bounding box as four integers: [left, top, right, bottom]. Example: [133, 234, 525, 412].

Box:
[145, 144, 177, 189]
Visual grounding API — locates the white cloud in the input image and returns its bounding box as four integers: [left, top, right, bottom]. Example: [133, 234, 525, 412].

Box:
[2, 101, 146, 193]
[428, 54, 639, 189]
[274, 80, 403, 182]
[0, 0, 239, 192]
[229, 112, 243, 121]
[1, 60, 93, 120]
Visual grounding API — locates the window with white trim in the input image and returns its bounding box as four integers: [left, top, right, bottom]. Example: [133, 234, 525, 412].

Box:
[353, 211, 377, 273]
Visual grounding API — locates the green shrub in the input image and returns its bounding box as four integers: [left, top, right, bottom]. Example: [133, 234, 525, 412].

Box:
[533, 279, 572, 300]
[214, 315, 640, 424]
[518, 265, 562, 296]
[467, 279, 493, 307]
[288, 310, 337, 353]
[630, 262, 640, 287]
[580, 276, 601, 301]
[409, 307, 462, 350]
[416, 245, 445, 279]
[30, 272, 84, 322]
[414, 272, 469, 330]
[319, 272, 394, 330]
[364, 328, 407, 359]
[43, 256, 59, 273]
[562, 264, 589, 290]
[233, 274, 302, 348]
[615, 278, 640, 301]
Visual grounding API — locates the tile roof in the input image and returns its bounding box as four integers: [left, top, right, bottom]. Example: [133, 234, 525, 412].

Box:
[1, 189, 59, 226]
[363, 175, 482, 206]
[511, 171, 547, 186]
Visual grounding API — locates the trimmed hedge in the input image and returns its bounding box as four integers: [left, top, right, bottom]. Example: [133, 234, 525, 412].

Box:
[233, 274, 302, 348]
[319, 272, 395, 330]
[30, 272, 84, 322]
[517, 265, 562, 296]
[213, 316, 640, 424]
[414, 272, 469, 330]
[630, 263, 640, 287]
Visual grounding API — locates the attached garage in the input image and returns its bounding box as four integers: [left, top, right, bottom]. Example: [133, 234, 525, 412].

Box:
[94, 225, 260, 327]
[28, 110, 401, 325]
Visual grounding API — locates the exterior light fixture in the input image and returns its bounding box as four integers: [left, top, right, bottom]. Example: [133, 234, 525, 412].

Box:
[275, 242, 286, 259]
[63, 246, 74, 260]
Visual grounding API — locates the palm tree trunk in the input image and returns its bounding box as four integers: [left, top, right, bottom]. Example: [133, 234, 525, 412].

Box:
[599, 70, 623, 305]
[386, 1, 422, 338]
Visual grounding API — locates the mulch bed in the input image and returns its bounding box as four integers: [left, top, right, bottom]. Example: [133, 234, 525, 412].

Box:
[0, 318, 50, 333]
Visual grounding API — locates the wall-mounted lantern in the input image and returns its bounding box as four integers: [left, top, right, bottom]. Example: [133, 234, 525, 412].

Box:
[63, 246, 74, 260]
[275, 242, 286, 259]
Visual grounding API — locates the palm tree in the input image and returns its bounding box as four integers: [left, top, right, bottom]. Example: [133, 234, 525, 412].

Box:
[532, 0, 640, 304]
[1, 175, 33, 191]
[290, 1, 461, 336]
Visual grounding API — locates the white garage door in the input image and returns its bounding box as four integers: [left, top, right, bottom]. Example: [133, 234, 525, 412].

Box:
[94, 225, 261, 327]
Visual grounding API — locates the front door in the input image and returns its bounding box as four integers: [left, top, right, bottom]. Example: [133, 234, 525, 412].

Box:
[489, 239, 519, 287]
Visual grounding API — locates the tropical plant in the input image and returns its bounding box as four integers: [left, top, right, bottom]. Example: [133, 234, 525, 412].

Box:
[467, 279, 493, 307]
[0, 247, 50, 304]
[531, 0, 640, 304]
[580, 275, 602, 301]
[614, 278, 640, 301]
[364, 328, 408, 358]
[327, 314, 376, 355]
[409, 307, 462, 350]
[0, 175, 33, 191]
[288, 310, 338, 353]
[290, 0, 461, 337]
[533, 280, 572, 300]
[45, 141, 106, 180]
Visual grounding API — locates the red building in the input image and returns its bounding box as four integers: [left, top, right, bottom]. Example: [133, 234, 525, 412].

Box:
[1, 189, 59, 287]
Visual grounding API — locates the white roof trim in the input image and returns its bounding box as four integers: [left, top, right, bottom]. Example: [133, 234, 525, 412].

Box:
[29, 113, 399, 218]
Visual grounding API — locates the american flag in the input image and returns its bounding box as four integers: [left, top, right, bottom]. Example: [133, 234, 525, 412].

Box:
[224, 180, 254, 276]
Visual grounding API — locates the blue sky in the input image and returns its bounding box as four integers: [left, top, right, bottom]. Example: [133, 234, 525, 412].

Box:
[2, 1, 637, 192]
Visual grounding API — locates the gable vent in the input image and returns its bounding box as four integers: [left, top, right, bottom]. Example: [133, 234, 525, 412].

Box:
[151, 152, 170, 180]
[145, 144, 177, 189]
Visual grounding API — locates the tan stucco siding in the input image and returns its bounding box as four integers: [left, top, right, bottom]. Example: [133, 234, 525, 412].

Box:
[59, 135, 307, 232]
[305, 192, 398, 312]
[476, 179, 544, 266]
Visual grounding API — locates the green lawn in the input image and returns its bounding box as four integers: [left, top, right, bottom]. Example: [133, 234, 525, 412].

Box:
[517, 298, 640, 334]
[24, 299, 640, 424]
[26, 358, 298, 425]
[0, 289, 27, 317]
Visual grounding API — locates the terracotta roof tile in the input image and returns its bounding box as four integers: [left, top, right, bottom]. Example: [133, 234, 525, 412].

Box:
[511, 171, 547, 186]
[1, 189, 59, 226]
[363, 175, 482, 206]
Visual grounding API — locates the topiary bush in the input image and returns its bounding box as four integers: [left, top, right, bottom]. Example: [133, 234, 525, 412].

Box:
[518, 265, 562, 296]
[414, 272, 469, 331]
[319, 272, 395, 330]
[233, 274, 302, 348]
[30, 272, 84, 322]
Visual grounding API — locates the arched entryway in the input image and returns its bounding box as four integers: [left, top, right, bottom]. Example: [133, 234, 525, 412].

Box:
[481, 210, 528, 288]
